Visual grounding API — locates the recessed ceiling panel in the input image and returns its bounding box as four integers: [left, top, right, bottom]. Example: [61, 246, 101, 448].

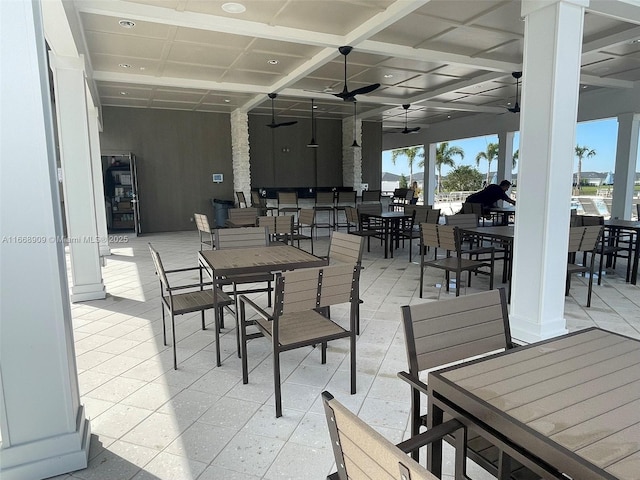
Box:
[375, 85, 428, 98]
[230, 51, 308, 73]
[162, 62, 226, 82]
[152, 89, 207, 103]
[371, 15, 453, 47]
[173, 27, 253, 48]
[415, 0, 505, 23]
[183, 0, 286, 24]
[84, 31, 166, 58]
[249, 38, 323, 58]
[423, 27, 519, 57]
[98, 82, 153, 100]
[395, 74, 457, 90]
[221, 69, 280, 85]
[348, 68, 419, 86]
[80, 12, 170, 39]
[471, 1, 524, 34]
[166, 43, 242, 67]
[149, 100, 198, 110]
[90, 54, 161, 74]
[102, 97, 151, 108]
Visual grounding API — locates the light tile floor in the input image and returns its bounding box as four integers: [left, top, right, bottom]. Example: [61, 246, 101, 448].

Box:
[51, 229, 639, 480]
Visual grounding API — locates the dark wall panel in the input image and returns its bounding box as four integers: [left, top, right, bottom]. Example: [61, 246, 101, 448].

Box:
[362, 121, 382, 189]
[100, 107, 233, 233]
[249, 114, 342, 188]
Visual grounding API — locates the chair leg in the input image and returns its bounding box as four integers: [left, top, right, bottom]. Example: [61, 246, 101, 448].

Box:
[350, 328, 356, 395]
[410, 387, 421, 461]
[321, 342, 327, 364]
[201, 310, 205, 330]
[161, 305, 167, 346]
[274, 349, 282, 418]
[267, 280, 272, 307]
[171, 313, 178, 370]
[419, 263, 424, 298]
[215, 307, 222, 367]
[240, 301, 249, 384]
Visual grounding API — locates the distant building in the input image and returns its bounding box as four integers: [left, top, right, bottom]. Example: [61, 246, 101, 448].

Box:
[381, 172, 424, 195]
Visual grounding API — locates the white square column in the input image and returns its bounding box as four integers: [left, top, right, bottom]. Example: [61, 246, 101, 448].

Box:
[510, 0, 588, 343]
[497, 131, 515, 185]
[425, 143, 437, 206]
[0, 1, 90, 478]
[87, 101, 110, 256]
[612, 113, 640, 220]
[49, 52, 105, 302]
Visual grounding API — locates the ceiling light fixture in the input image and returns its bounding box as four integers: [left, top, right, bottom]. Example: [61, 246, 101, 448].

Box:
[307, 99, 318, 148]
[118, 63, 132, 68]
[120, 91, 128, 95]
[351, 101, 360, 148]
[118, 19, 136, 28]
[383, 74, 393, 78]
[221, 2, 246, 14]
[267, 59, 279, 65]
[631, 39, 640, 44]
[224, 99, 231, 103]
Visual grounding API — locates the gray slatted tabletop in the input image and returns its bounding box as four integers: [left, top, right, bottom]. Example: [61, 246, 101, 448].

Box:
[428, 328, 640, 480]
[199, 245, 326, 277]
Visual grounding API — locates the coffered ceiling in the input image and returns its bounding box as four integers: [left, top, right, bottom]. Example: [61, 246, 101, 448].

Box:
[52, 0, 640, 132]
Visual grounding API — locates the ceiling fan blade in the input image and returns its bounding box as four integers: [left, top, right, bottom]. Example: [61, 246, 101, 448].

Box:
[402, 127, 421, 134]
[277, 121, 298, 127]
[507, 102, 520, 113]
[349, 83, 380, 97]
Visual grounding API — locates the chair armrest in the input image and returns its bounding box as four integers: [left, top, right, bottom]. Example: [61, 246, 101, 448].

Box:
[396, 419, 464, 454]
[164, 265, 203, 274]
[238, 294, 273, 322]
[397, 371, 429, 396]
[166, 281, 213, 292]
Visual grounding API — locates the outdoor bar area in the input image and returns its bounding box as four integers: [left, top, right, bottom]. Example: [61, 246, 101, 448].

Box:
[3, 1, 640, 480]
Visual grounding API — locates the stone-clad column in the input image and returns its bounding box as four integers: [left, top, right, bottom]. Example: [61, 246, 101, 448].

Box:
[0, 1, 90, 478]
[231, 109, 251, 204]
[342, 114, 363, 191]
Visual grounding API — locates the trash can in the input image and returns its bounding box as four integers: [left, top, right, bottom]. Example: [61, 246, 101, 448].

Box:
[211, 198, 234, 227]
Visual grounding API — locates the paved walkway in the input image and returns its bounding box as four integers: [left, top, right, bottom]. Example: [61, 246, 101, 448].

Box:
[52, 230, 639, 480]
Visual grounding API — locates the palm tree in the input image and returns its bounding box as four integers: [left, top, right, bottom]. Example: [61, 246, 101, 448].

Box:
[475, 142, 499, 185]
[574, 145, 596, 193]
[435, 142, 464, 194]
[512, 149, 518, 168]
[391, 146, 423, 185]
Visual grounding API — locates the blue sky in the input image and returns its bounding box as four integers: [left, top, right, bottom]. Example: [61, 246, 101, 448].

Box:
[382, 117, 634, 177]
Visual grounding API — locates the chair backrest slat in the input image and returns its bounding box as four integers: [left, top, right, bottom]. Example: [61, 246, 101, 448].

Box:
[194, 213, 212, 233]
[336, 190, 357, 205]
[315, 191, 335, 205]
[215, 226, 269, 249]
[277, 191, 298, 206]
[445, 213, 477, 228]
[426, 208, 441, 224]
[567, 226, 585, 253]
[434, 224, 458, 251]
[361, 190, 381, 202]
[357, 202, 382, 216]
[580, 225, 603, 251]
[328, 231, 365, 265]
[403, 289, 510, 373]
[298, 209, 315, 226]
[236, 191, 247, 207]
[420, 223, 439, 249]
[227, 207, 258, 226]
[148, 243, 170, 289]
[323, 392, 437, 480]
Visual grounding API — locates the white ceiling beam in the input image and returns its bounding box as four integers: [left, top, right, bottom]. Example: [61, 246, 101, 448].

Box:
[75, 0, 345, 47]
[93, 70, 269, 94]
[241, 0, 432, 110]
[587, 0, 640, 26]
[357, 40, 520, 73]
[582, 25, 640, 53]
[580, 74, 635, 88]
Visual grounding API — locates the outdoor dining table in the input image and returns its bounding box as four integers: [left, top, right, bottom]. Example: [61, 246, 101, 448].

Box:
[361, 211, 412, 259]
[603, 219, 640, 285]
[462, 225, 514, 286]
[487, 205, 516, 225]
[198, 245, 327, 346]
[427, 327, 640, 480]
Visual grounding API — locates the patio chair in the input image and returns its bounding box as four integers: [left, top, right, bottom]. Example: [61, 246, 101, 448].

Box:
[314, 191, 335, 234]
[419, 223, 495, 297]
[344, 206, 378, 252]
[258, 214, 294, 245]
[322, 391, 468, 480]
[148, 243, 233, 369]
[226, 207, 258, 227]
[214, 226, 274, 354]
[361, 189, 382, 203]
[235, 191, 248, 208]
[398, 288, 538, 480]
[388, 187, 413, 211]
[401, 206, 441, 261]
[334, 190, 357, 230]
[277, 191, 299, 216]
[566, 225, 602, 307]
[357, 202, 384, 235]
[578, 197, 602, 216]
[290, 208, 315, 253]
[326, 231, 365, 334]
[239, 263, 359, 417]
[194, 212, 215, 249]
[251, 191, 277, 216]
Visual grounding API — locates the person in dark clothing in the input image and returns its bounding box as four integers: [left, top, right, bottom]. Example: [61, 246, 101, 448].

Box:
[465, 180, 516, 211]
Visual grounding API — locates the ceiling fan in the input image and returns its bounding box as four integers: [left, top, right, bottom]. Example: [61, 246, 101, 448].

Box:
[400, 104, 420, 134]
[331, 46, 380, 102]
[388, 104, 421, 134]
[266, 93, 298, 128]
[506, 71, 522, 113]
